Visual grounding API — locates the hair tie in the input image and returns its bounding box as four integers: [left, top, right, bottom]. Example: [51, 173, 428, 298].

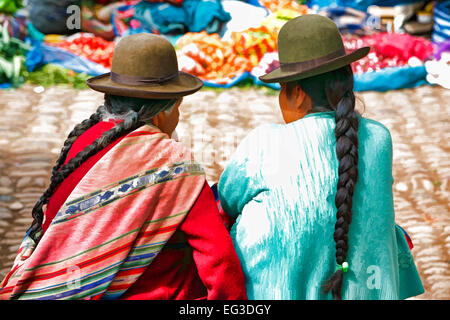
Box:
[337, 262, 349, 273]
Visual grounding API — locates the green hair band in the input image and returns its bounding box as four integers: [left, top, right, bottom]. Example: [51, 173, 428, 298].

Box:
[337, 262, 349, 273]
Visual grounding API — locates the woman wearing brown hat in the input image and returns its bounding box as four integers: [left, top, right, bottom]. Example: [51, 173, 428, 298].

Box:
[0, 34, 247, 300]
[218, 14, 424, 300]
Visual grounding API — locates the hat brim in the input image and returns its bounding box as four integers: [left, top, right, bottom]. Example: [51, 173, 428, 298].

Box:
[259, 47, 370, 83]
[86, 71, 204, 99]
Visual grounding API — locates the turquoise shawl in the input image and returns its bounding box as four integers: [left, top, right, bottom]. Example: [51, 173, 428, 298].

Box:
[218, 111, 424, 300]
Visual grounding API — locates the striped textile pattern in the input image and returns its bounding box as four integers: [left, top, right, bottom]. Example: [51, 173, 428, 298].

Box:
[0, 125, 206, 300]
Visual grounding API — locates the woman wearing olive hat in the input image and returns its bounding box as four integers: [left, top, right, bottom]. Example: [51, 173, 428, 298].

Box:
[0, 34, 247, 300]
[218, 14, 424, 300]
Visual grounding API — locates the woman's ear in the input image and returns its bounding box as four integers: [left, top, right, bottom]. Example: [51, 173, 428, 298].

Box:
[293, 85, 307, 109]
[279, 83, 312, 123]
[151, 112, 165, 128]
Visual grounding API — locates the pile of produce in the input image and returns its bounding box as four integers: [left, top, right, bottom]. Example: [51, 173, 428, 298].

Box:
[231, 25, 277, 67]
[258, 0, 308, 13]
[52, 34, 115, 69]
[176, 31, 253, 85]
[26, 64, 90, 89]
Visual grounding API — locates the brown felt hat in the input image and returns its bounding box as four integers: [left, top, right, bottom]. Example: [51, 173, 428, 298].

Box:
[259, 14, 370, 83]
[87, 33, 203, 99]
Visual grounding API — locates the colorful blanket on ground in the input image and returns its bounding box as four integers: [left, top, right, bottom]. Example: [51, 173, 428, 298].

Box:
[0, 125, 206, 300]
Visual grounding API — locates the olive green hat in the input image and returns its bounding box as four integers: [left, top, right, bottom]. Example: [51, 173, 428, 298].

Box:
[259, 14, 370, 83]
[87, 33, 203, 99]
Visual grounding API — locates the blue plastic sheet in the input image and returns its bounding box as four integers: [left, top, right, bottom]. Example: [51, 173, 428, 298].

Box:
[252, 76, 281, 90]
[26, 42, 110, 76]
[250, 66, 428, 92]
[0, 83, 12, 89]
[306, 0, 424, 11]
[354, 65, 428, 92]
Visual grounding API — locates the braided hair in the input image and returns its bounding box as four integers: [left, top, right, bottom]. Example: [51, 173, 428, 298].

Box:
[51, 106, 105, 177]
[28, 95, 178, 243]
[287, 65, 359, 300]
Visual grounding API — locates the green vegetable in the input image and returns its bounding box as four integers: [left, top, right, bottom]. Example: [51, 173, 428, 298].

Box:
[0, 0, 23, 14]
[0, 20, 29, 87]
[27, 64, 90, 89]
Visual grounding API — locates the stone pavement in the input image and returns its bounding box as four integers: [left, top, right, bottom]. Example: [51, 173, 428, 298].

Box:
[0, 84, 448, 299]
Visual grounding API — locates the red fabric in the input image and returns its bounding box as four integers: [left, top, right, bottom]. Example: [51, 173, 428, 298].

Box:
[404, 230, 414, 250]
[43, 121, 247, 300]
[43, 120, 120, 233]
[345, 33, 435, 74]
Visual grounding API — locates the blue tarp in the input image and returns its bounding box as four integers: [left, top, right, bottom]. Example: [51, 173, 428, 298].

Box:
[26, 42, 110, 76]
[0, 83, 12, 89]
[353, 65, 428, 92]
[252, 65, 428, 92]
[306, 0, 424, 11]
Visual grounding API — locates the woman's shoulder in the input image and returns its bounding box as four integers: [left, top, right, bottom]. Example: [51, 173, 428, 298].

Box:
[357, 117, 394, 173]
[237, 114, 394, 154]
[358, 117, 393, 150]
[360, 117, 391, 136]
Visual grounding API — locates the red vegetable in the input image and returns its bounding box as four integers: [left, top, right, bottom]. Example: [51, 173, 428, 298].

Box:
[53, 34, 115, 69]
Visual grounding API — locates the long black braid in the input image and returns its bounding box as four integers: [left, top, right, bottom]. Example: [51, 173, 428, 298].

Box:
[28, 106, 105, 241]
[29, 95, 178, 243]
[51, 106, 105, 177]
[322, 69, 358, 300]
[288, 65, 359, 300]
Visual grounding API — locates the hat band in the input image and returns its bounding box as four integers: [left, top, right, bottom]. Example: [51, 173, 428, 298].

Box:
[110, 72, 178, 86]
[280, 48, 347, 73]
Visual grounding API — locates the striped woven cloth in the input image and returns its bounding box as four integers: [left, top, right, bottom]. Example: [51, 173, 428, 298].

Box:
[0, 125, 206, 300]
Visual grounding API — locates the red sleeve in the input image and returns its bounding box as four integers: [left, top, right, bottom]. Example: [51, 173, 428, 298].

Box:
[180, 182, 247, 300]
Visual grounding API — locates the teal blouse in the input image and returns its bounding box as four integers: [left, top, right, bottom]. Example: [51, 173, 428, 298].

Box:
[218, 112, 424, 300]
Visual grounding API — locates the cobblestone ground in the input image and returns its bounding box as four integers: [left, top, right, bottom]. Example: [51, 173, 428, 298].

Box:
[0, 84, 448, 299]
